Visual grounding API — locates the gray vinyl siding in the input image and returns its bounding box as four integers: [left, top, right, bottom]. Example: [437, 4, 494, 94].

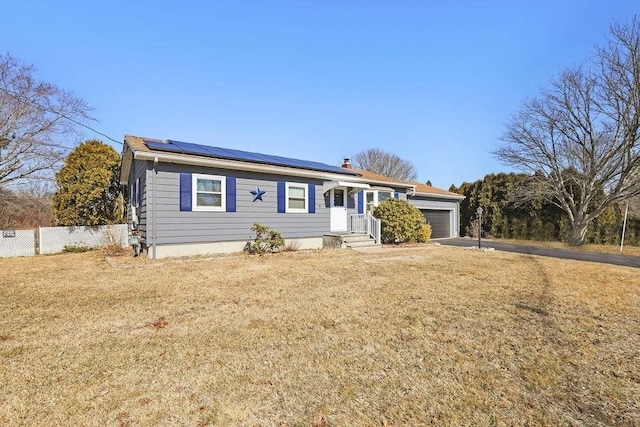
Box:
[408, 197, 458, 211]
[147, 162, 329, 245]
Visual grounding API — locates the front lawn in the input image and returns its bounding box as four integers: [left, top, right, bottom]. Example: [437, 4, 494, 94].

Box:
[0, 246, 638, 425]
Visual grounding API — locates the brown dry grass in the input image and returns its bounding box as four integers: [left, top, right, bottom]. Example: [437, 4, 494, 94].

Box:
[0, 247, 639, 426]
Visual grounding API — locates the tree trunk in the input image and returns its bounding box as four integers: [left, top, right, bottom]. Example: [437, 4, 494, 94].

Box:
[567, 221, 589, 246]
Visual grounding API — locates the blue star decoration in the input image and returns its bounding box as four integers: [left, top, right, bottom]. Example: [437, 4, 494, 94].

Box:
[250, 187, 266, 202]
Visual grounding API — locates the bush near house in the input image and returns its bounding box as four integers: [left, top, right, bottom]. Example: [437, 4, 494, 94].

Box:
[244, 223, 285, 254]
[419, 224, 432, 242]
[373, 198, 430, 243]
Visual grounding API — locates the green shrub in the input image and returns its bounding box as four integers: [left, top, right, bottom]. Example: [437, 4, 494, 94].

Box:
[417, 224, 432, 243]
[373, 199, 428, 244]
[244, 223, 285, 254]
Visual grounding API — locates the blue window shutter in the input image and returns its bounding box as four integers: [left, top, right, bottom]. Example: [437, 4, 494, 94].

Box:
[308, 184, 315, 213]
[394, 192, 399, 199]
[226, 176, 236, 212]
[180, 172, 192, 211]
[357, 191, 364, 214]
[277, 181, 286, 213]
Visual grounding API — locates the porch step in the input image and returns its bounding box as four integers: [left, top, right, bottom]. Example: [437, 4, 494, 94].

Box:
[347, 240, 378, 248]
[341, 233, 378, 248]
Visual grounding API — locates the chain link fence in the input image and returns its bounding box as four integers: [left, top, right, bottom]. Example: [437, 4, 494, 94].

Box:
[39, 225, 127, 255]
[0, 230, 36, 258]
[0, 225, 128, 258]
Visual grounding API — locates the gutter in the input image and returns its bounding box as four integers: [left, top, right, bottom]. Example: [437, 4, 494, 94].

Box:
[408, 191, 466, 201]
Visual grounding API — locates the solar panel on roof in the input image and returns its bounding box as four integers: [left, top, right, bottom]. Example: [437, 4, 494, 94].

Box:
[224, 147, 264, 163]
[170, 140, 212, 156]
[144, 139, 358, 175]
[251, 152, 271, 163]
[144, 140, 185, 154]
[203, 146, 233, 158]
[213, 147, 247, 161]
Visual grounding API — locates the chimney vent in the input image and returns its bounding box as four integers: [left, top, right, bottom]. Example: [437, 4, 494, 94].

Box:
[342, 158, 352, 169]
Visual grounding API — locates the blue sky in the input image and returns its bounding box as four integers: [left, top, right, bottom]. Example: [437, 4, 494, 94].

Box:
[4, 1, 639, 188]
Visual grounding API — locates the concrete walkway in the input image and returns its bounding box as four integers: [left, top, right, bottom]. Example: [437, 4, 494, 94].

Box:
[439, 238, 640, 269]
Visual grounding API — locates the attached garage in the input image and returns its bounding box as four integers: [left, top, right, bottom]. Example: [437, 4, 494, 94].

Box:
[421, 209, 451, 239]
[406, 183, 465, 239]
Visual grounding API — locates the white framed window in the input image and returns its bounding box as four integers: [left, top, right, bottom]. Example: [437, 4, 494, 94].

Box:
[365, 190, 375, 215]
[378, 191, 393, 203]
[364, 190, 394, 214]
[286, 182, 308, 213]
[192, 173, 226, 212]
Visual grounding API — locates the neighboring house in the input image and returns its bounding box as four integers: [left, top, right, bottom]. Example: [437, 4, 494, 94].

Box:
[120, 135, 464, 258]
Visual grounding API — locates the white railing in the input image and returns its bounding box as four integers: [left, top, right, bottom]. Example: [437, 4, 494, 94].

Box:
[350, 214, 381, 244]
[351, 214, 367, 233]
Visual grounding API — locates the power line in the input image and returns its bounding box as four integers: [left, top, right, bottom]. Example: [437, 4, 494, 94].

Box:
[0, 86, 122, 145]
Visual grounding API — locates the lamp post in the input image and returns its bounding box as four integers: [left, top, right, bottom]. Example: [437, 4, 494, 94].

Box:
[477, 206, 483, 249]
[620, 201, 629, 252]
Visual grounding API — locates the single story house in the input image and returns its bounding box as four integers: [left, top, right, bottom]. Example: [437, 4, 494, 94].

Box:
[120, 135, 464, 258]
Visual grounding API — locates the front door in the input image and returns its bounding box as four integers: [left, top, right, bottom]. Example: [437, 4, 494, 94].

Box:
[329, 188, 348, 232]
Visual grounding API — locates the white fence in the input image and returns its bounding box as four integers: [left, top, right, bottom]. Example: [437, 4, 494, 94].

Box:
[39, 224, 128, 255]
[0, 224, 128, 258]
[0, 230, 36, 258]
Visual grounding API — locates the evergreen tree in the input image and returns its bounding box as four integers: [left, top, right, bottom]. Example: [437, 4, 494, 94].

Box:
[53, 140, 123, 226]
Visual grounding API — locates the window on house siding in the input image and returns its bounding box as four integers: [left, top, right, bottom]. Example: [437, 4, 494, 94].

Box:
[364, 190, 394, 215]
[130, 178, 140, 207]
[378, 191, 392, 203]
[365, 191, 375, 215]
[192, 174, 226, 211]
[286, 183, 308, 213]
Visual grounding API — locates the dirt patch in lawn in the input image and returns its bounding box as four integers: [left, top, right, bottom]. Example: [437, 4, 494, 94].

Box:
[0, 248, 638, 426]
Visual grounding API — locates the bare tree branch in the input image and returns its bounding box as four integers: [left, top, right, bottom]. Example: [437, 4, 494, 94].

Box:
[494, 16, 640, 245]
[0, 53, 94, 187]
[351, 148, 418, 181]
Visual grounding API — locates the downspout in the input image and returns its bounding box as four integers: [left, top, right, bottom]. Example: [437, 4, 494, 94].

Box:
[455, 201, 460, 237]
[152, 156, 158, 260]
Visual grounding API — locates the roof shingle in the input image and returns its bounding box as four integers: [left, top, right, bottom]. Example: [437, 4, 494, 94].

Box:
[348, 168, 462, 198]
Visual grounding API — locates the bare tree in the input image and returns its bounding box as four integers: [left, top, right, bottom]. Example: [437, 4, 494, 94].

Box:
[0, 185, 54, 229]
[0, 53, 92, 187]
[626, 196, 640, 218]
[351, 148, 418, 181]
[494, 17, 640, 245]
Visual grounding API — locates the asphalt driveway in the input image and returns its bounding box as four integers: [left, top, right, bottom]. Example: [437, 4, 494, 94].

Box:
[439, 238, 640, 268]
